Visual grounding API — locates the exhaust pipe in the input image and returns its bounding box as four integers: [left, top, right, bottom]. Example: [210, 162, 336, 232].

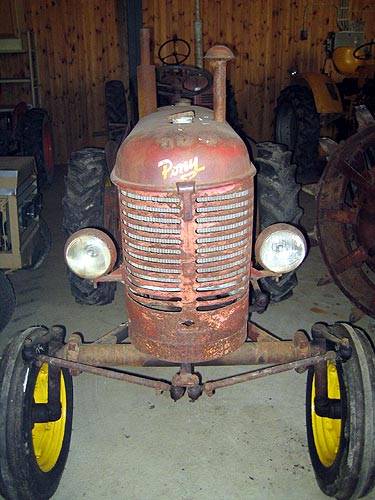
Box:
[205, 45, 234, 123]
[137, 28, 157, 118]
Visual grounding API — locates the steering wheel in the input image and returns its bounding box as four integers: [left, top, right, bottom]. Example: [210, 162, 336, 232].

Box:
[353, 40, 375, 60]
[158, 35, 191, 65]
[156, 65, 213, 98]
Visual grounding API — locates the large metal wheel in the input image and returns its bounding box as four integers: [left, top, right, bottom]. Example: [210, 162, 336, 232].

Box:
[317, 126, 375, 318]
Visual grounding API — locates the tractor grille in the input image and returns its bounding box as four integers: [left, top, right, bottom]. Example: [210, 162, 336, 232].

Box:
[120, 183, 252, 313]
[194, 188, 251, 311]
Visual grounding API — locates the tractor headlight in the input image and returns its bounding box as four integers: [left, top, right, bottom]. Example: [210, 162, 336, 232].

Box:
[255, 223, 307, 273]
[64, 229, 117, 279]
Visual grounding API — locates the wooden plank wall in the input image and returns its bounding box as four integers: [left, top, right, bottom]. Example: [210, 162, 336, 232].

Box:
[0, 0, 128, 163]
[142, 0, 375, 141]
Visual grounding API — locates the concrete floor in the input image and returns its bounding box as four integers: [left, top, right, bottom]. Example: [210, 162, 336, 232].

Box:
[1, 170, 374, 500]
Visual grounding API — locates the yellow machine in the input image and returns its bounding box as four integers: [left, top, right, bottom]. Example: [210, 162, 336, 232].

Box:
[275, 27, 374, 183]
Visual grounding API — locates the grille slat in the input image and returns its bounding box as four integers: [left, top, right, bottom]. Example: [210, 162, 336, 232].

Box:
[124, 201, 180, 214]
[197, 238, 248, 254]
[196, 248, 247, 264]
[196, 209, 249, 224]
[196, 200, 248, 213]
[196, 257, 247, 274]
[127, 259, 180, 274]
[125, 221, 180, 235]
[128, 250, 181, 265]
[127, 240, 181, 254]
[127, 267, 180, 283]
[124, 211, 181, 224]
[196, 266, 247, 283]
[122, 190, 180, 204]
[124, 229, 181, 245]
[196, 228, 248, 244]
[196, 219, 249, 234]
[196, 189, 249, 203]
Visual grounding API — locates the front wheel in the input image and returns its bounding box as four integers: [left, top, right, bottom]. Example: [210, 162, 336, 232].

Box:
[0, 327, 73, 499]
[306, 323, 375, 498]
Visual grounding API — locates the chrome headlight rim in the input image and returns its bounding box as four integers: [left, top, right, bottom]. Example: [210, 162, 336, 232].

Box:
[255, 223, 307, 274]
[64, 228, 117, 280]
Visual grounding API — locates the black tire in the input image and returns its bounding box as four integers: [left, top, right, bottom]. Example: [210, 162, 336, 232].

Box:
[18, 108, 54, 185]
[306, 323, 375, 499]
[0, 271, 16, 332]
[255, 142, 303, 302]
[62, 148, 116, 305]
[0, 327, 73, 499]
[275, 85, 321, 183]
[105, 80, 128, 141]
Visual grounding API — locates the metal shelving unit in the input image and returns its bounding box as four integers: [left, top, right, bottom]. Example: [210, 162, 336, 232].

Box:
[0, 30, 40, 109]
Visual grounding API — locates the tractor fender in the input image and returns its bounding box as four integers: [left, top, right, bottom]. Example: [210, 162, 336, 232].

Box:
[293, 73, 343, 114]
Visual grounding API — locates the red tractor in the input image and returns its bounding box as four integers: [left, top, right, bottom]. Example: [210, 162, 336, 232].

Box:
[1, 42, 374, 500]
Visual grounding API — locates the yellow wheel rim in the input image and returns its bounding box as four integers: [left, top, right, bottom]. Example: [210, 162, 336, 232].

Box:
[31, 364, 67, 472]
[311, 361, 342, 467]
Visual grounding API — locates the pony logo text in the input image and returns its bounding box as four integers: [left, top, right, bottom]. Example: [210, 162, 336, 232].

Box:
[158, 156, 205, 181]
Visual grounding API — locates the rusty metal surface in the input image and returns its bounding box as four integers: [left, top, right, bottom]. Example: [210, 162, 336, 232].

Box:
[36, 350, 334, 398]
[66, 333, 82, 376]
[55, 337, 324, 367]
[112, 106, 255, 189]
[111, 74, 256, 362]
[37, 354, 171, 392]
[247, 322, 281, 342]
[317, 125, 375, 318]
[203, 351, 336, 396]
[205, 45, 234, 123]
[118, 180, 253, 363]
[94, 323, 129, 344]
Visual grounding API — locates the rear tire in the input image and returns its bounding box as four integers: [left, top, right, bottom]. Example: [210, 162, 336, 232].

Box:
[306, 324, 375, 498]
[105, 80, 129, 142]
[275, 85, 321, 183]
[0, 271, 16, 332]
[62, 148, 116, 305]
[255, 142, 303, 302]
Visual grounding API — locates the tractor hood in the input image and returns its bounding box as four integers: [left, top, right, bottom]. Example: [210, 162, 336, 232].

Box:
[111, 105, 256, 190]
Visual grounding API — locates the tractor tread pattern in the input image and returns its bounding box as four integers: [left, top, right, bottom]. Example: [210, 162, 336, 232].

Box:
[275, 85, 320, 181]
